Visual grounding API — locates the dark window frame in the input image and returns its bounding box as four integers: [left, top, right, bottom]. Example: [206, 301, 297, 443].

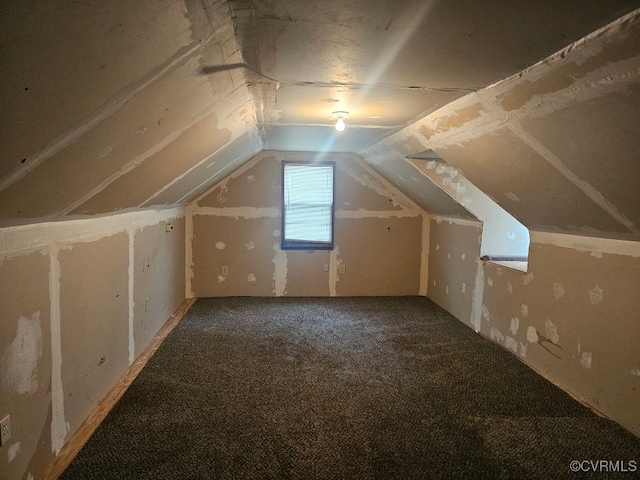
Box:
[281, 161, 336, 250]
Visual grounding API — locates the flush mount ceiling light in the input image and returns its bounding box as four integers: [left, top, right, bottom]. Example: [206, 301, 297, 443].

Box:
[331, 111, 349, 132]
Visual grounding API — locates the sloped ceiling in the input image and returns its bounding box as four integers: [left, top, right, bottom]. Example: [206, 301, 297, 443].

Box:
[1, 0, 639, 235]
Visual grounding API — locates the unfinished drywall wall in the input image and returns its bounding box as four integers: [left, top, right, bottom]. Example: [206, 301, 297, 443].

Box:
[0, 208, 185, 480]
[133, 218, 186, 359]
[59, 234, 130, 437]
[427, 216, 482, 324]
[0, 251, 53, 479]
[189, 151, 425, 297]
[427, 219, 640, 436]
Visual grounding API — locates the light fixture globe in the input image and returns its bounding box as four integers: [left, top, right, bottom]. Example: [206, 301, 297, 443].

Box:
[331, 111, 349, 132]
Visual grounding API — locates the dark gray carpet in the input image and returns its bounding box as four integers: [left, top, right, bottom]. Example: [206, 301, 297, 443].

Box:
[62, 297, 640, 479]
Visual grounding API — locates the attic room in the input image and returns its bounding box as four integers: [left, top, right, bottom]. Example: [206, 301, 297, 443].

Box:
[1, 0, 640, 478]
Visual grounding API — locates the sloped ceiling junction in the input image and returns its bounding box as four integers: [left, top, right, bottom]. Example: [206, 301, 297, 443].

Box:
[1, 0, 640, 237]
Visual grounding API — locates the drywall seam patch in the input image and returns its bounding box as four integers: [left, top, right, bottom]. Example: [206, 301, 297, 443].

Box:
[146, 132, 262, 207]
[0, 41, 206, 193]
[49, 244, 68, 455]
[351, 155, 421, 212]
[506, 121, 639, 234]
[429, 215, 482, 227]
[530, 231, 640, 257]
[419, 213, 429, 296]
[329, 246, 340, 297]
[272, 244, 287, 297]
[127, 229, 135, 365]
[335, 210, 420, 219]
[192, 207, 279, 218]
[0, 207, 185, 257]
[192, 151, 265, 206]
[470, 261, 485, 332]
[1, 312, 42, 395]
[185, 206, 194, 298]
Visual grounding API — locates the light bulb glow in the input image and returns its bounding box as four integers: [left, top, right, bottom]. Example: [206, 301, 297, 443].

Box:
[335, 117, 346, 132]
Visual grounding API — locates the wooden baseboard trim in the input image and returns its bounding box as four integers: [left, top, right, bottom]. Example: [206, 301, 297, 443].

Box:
[40, 297, 196, 480]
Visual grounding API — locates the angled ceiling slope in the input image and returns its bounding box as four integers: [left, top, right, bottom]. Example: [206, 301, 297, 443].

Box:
[1, 1, 640, 229]
[0, 0, 261, 226]
[363, 7, 640, 240]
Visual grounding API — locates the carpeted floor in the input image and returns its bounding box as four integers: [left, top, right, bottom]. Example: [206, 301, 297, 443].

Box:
[61, 297, 640, 479]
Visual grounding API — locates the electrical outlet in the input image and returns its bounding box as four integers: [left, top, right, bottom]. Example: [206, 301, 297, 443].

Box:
[0, 415, 10, 447]
[144, 296, 150, 312]
[221, 265, 229, 276]
[338, 264, 346, 275]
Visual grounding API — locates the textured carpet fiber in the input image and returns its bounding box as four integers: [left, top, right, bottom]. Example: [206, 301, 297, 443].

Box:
[62, 297, 639, 479]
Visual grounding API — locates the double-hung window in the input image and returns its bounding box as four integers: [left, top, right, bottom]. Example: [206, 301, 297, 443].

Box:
[281, 161, 335, 250]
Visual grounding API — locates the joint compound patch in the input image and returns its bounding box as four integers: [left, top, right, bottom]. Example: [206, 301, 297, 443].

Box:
[581, 352, 592, 369]
[216, 185, 228, 204]
[273, 229, 281, 237]
[519, 343, 527, 358]
[588, 284, 604, 305]
[426, 160, 437, 170]
[8, 442, 20, 463]
[505, 192, 520, 202]
[521, 304, 528, 317]
[245, 240, 255, 250]
[436, 244, 440, 251]
[553, 282, 565, 300]
[482, 305, 490, 321]
[446, 285, 449, 294]
[215, 241, 226, 250]
[507, 281, 513, 293]
[510, 317, 519, 336]
[631, 369, 640, 377]
[490, 328, 505, 343]
[544, 319, 560, 344]
[246, 175, 255, 183]
[505, 336, 519, 353]
[217, 275, 226, 283]
[2, 312, 42, 395]
[591, 251, 603, 258]
[461, 283, 466, 293]
[461, 253, 466, 260]
[247, 273, 256, 283]
[527, 326, 538, 343]
[496, 267, 503, 276]
[523, 272, 534, 285]
[487, 277, 493, 286]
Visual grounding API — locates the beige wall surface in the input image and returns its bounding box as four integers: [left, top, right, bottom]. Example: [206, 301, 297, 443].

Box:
[427, 219, 640, 436]
[0, 208, 185, 480]
[427, 218, 482, 323]
[189, 151, 425, 297]
[0, 251, 53, 479]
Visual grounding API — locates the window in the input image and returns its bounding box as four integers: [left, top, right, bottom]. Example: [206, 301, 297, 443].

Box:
[282, 162, 335, 250]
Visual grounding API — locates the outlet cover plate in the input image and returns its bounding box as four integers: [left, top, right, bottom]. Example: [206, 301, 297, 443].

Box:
[0, 415, 10, 446]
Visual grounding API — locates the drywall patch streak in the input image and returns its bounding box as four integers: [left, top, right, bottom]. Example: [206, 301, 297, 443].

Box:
[329, 247, 341, 297]
[272, 245, 287, 296]
[420, 213, 430, 295]
[185, 207, 194, 298]
[127, 229, 135, 365]
[49, 244, 68, 455]
[1, 312, 42, 395]
[470, 261, 485, 332]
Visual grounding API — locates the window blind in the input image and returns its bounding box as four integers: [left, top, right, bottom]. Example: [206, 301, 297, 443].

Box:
[282, 163, 334, 248]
